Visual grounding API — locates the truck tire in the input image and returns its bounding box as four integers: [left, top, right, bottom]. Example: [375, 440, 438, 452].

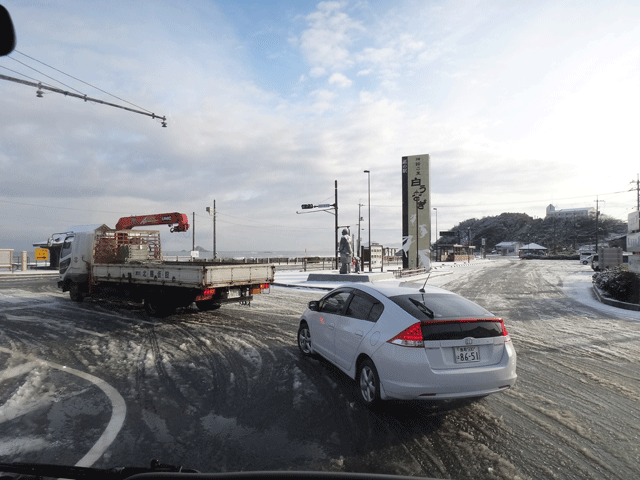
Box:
[196, 300, 221, 311]
[144, 296, 177, 318]
[69, 282, 85, 303]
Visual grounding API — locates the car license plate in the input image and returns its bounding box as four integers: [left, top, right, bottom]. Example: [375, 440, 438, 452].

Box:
[454, 346, 480, 363]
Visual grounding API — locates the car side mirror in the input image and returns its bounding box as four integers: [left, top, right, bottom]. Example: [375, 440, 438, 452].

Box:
[308, 301, 319, 311]
[0, 6, 16, 57]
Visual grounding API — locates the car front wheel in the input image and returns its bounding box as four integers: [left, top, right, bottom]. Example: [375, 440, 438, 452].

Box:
[357, 358, 380, 406]
[297, 322, 313, 356]
[69, 282, 84, 302]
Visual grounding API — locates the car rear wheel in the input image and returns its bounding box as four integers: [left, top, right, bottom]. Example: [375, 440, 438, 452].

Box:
[144, 296, 177, 318]
[297, 322, 313, 356]
[357, 358, 380, 406]
[196, 300, 221, 311]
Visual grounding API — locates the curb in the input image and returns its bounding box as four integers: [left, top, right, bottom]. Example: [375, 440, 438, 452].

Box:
[592, 285, 640, 311]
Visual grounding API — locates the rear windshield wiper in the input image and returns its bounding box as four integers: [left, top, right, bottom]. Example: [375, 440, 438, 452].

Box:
[410, 297, 435, 319]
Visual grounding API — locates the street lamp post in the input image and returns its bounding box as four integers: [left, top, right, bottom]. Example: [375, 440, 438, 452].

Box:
[364, 170, 371, 272]
[433, 207, 437, 261]
[357, 203, 363, 257]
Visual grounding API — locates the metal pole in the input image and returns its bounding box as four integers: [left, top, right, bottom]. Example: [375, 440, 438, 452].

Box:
[192, 212, 195, 253]
[364, 170, 371, 272]
[595, 197, 599, 254]
[416, 201, 419, 268]
[0, 73, 167, 126]
[433, 207, 437, 261]
[213, 200, 216, 260]
[358, 203, 362, 258]
[335, 180, 339, 270]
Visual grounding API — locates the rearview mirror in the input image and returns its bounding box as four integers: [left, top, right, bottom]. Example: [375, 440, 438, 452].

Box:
[308, 301, 319, 311]
[0, 6, 16, 56]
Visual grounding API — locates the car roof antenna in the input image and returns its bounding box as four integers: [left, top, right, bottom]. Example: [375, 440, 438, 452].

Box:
[419, 274, 431, 293]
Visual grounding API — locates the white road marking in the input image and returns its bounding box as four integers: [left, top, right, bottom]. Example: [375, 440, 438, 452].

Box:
[0, 361, 39, 382]
[74, 328, 107, 337]
[0, 346, 126, 467]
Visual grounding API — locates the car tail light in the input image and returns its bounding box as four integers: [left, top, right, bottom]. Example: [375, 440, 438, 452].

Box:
[500, 319, 509, 337]
[388, 322, 424, 347]
[389, 318, 510, 347]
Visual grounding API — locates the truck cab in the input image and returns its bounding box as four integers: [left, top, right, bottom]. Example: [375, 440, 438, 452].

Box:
[57, 225, 111, 300]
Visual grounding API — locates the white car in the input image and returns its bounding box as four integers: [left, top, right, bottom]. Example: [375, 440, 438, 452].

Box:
[297, 283, 517, 406]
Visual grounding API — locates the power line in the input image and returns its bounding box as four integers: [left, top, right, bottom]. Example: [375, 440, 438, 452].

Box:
[8, 55, 85, 94]
[15, 50, 154, 114]
[0, 63, 53, 85]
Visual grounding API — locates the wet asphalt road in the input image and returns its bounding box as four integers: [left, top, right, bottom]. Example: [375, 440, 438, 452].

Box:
[1, 260, 639, 479]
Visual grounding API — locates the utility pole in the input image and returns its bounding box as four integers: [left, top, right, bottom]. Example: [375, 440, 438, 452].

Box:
[206, 201, 217, 260]
[214, 200, 217, 260]
[192, 212, 196, 253]
[631, 174, 640, 211]
[594, 197, 604, 254]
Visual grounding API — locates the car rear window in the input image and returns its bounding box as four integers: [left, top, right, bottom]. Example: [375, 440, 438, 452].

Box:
[389, 293, 493, 320]
[389, 293, 502, 340]
[420, 320, 503, 340]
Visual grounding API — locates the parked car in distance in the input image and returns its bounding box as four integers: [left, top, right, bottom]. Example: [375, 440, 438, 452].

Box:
[580, 250, 597, 265]
[297, 283, 517, 406]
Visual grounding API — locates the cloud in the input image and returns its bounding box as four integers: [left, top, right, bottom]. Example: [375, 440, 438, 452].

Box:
[328, 72, 352, 88]
[297, 1, 365, 73]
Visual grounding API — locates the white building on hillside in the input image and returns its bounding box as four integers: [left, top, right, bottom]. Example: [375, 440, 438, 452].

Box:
[545, 204, 595, 220]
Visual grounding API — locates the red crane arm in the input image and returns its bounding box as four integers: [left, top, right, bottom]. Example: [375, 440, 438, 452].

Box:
[115, 212, 190, 232]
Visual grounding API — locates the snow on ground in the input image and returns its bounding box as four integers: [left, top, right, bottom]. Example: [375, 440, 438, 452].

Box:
[558, 267, 640, 322]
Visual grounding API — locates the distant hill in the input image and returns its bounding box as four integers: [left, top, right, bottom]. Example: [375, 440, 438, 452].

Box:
[437, 212, 627, 252]
[179, 246, 209, 252]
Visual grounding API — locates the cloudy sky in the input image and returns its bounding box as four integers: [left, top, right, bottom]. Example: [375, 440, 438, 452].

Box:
[1, 0, 639, 255]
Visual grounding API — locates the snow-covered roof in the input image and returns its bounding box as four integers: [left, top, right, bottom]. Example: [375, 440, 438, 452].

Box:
[495, 241, 521, 247]
[521, 243, 547, 250]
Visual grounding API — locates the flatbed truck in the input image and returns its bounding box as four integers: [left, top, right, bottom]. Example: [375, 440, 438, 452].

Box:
[56, 221, 273, 317]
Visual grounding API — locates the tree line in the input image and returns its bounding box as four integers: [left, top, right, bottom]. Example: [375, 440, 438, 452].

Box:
[437, 212, 627, 253]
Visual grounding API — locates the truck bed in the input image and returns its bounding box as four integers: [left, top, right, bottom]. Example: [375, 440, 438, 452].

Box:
[92, 261, 275, 289]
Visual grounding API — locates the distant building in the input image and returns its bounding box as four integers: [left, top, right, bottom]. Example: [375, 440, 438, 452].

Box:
[545, 204, 595, 220]
[383, 246, 399, 258]
[495, 241, 522, 256]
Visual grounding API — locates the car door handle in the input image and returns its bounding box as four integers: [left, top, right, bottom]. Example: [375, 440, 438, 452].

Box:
[328, 323, 335, 330]
[355, 331, 363, 338]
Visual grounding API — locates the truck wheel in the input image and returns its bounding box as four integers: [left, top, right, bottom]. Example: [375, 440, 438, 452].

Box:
[69, 283, 85, 303]
[144, 297, 176, 318]
[196, 300, 221, 311]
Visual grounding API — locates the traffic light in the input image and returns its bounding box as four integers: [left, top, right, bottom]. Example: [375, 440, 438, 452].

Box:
[301, 204, 314, 209]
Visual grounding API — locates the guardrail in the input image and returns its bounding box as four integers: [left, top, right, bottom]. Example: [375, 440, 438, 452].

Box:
[393, 267, 428, 278]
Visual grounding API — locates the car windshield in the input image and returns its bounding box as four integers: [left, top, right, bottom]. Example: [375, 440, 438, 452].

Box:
[1, 1, 639, 479]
